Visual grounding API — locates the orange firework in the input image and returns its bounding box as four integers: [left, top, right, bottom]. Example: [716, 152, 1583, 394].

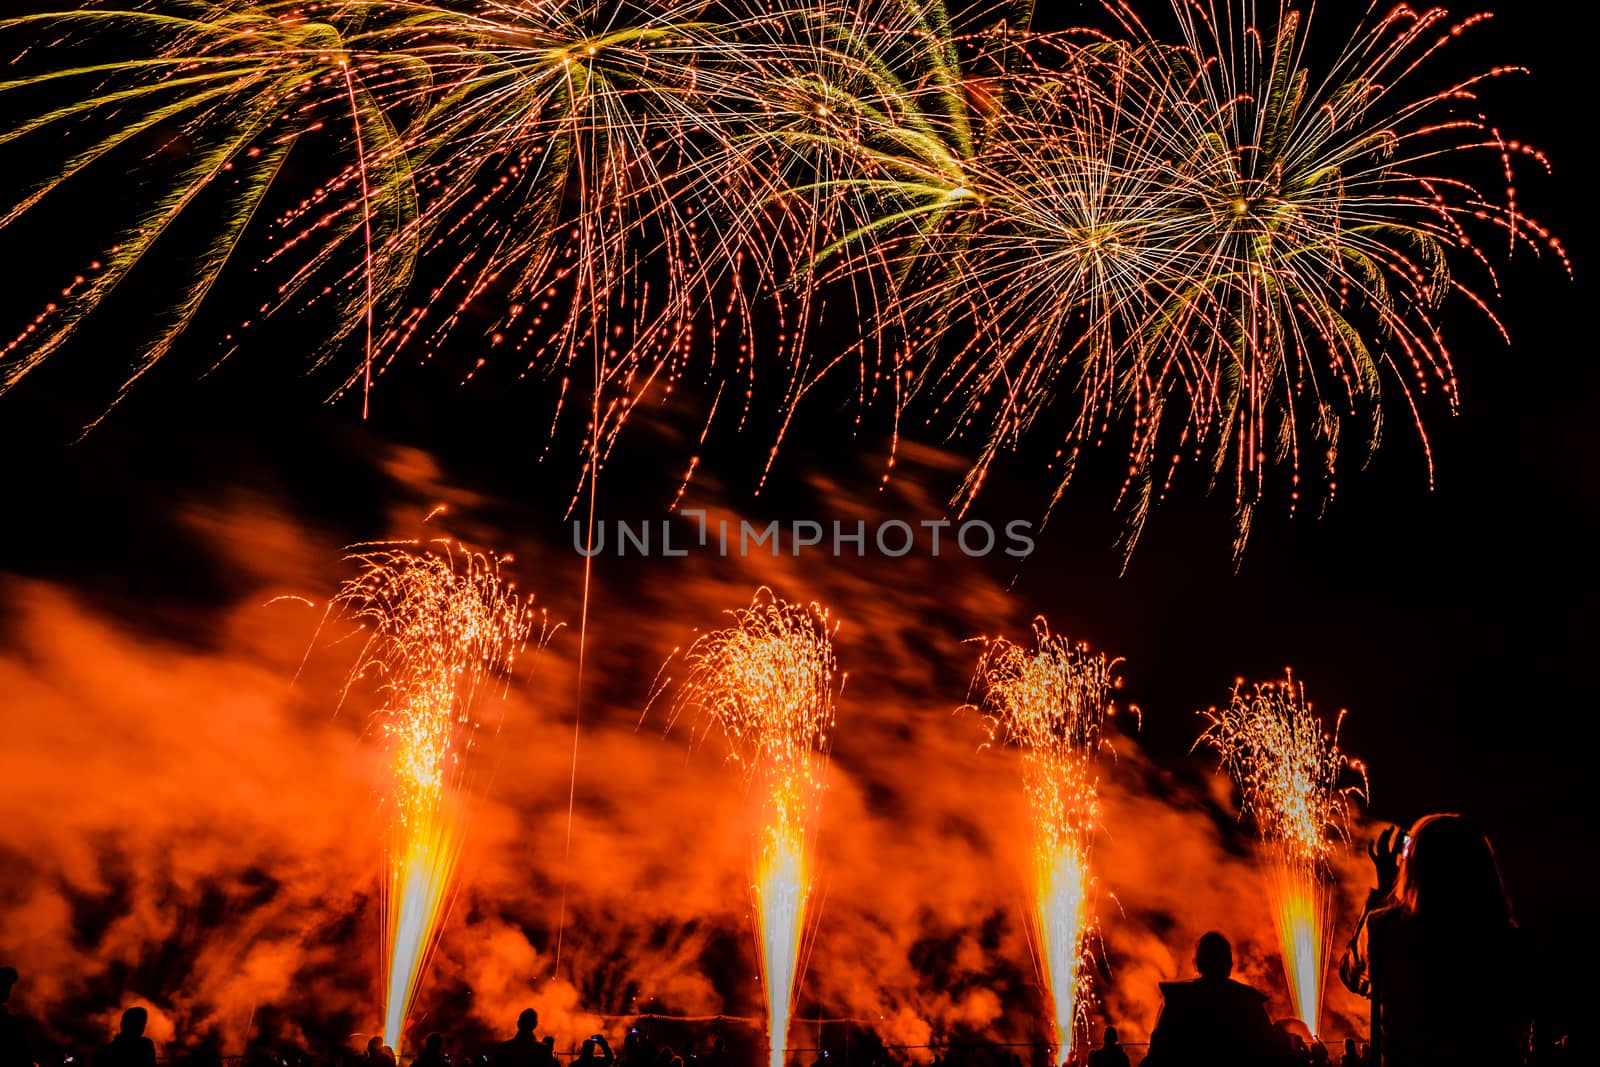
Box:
[971, 620, 1121, 1059]
[666, 590, 838, 1067]
[332, 542, 539, 1052]
[1196, 672, 1366, 1037]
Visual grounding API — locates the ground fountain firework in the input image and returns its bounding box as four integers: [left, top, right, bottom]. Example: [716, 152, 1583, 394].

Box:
[664, 590, 838, 1067]
[330, 542, 540, 1052]
[1196, 672, 1366, 1038]
[970, 620, 1121, 1059]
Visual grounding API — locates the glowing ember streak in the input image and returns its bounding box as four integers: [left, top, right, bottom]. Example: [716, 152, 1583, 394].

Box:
[666, 590, 838, 1067]
[1196, 672, 1366, 1037]
[971, 620, 1121, 1058]
[331, 542, 539, 1052]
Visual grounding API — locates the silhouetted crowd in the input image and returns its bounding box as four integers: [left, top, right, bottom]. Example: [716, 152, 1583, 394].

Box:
[0, 816, 1578, 1067]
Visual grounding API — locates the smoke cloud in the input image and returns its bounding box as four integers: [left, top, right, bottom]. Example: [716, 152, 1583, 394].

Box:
[0, 441, 1372, 1062]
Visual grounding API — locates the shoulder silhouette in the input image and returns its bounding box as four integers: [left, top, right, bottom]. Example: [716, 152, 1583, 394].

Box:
[0, 968, 32, 1067]
[94, 1008, 158, 1067]
[1085, 1026, 1130, 1067]
[496, 1010, 554, 1067]
[1145, 932, 1275, 1067]
[1341, 815, 1527, 1067]
[417, 1033, 451, 1067]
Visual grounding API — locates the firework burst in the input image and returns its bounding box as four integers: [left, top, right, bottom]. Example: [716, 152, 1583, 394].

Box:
[769, 0, 1566, 555]
[665, 589, 839, 1067]
[330, 541, 541, 1051]
[970, 619, 1122, 1058]
[0, 1, 1566, 555]
[1195, 671, 1366, 1037]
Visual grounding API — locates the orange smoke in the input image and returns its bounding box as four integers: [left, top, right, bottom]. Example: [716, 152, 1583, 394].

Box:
[0, 444, 1374, 1060]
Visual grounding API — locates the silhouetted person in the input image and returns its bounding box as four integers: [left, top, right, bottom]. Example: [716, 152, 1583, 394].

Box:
[699, 1037, 727, 1067]
[1341, 1039, 1361, 1067]
[621, 1031, 649, 1067]
[1144, 932, 1275, 1067]
[1340, 815, 1527, 1067]
[416, 1034, 450, 1067]
[1310, 1040, 1330, 1067]
[366, 1038, 397, 1067]
[0, 968, 31, 1067]
[94, 1008, 158, 1067]
[0, 970, 28, 1067]
[496, 1011, 553, 1067]
[577, 1036, 615, 1067]
[1086, 1027, 1129, 1067]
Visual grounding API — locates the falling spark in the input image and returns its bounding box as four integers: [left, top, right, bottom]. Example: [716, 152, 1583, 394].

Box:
[1195, 672, 1366, 1037]
[971, 619, 1122, 1059]
[665, 590, 839, 1067]
[330, 541, 540, 1052]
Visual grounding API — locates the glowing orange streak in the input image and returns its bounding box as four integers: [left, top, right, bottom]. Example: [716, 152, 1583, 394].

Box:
[757, 818, 809, 1067]
[338, 60, 375, 420]
[383, 790, 461, 1051]
[1265, 860, 1331, 1038]
[1034, 840, 1089, 1055]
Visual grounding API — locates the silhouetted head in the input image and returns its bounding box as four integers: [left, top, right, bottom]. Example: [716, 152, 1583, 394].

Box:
[368, 1038, 385, 1055]
[541, 1038, 555, 1050]
[425, 1034, 443, 1054]
[517, 1010, 538, 1035]
[1396, 814, 1512, 926]
[712, 1038, 725, 1055]
[1102, 1027, 1118, 1046]
[1344, 1039, 1356, 1054]
[1194, 931, 1232, 978]
[120, 1007, 148, 1038]
[0, 966, 16, 1004]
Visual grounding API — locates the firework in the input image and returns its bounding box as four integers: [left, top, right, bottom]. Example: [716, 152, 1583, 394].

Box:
[0, 2, 1563, 554]
[759, 0, 1565, 555]
[331, 541, 539, 1051]
[970, 619, 1121, 1058]
[666, 590, 839, 1067]
[1195, 672, 1366, 1036]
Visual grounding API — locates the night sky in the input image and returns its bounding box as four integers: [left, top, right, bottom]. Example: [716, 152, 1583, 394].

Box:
[1, 0, 1594, 1055]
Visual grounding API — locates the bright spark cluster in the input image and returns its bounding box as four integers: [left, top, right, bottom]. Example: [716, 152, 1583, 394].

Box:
[1195, 672, 1367, 1037]
[668, 589, 839, 1067]
[972, 620, 1120, 1057]
[332, 541, 539, 1051]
